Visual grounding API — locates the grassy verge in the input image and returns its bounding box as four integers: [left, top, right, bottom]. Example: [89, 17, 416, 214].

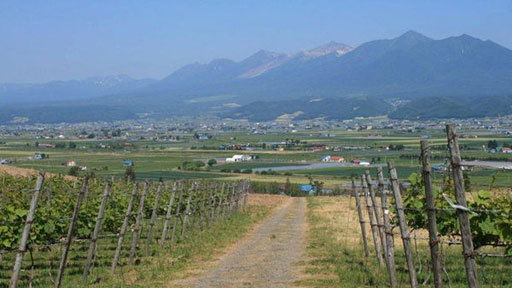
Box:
[299, 196, 511, 287]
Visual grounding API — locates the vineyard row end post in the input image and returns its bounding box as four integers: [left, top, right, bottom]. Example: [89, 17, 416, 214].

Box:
[351, 178, 370, 257]
[377, 167, 397, 287]
[362, 175, 383, 266]
[420, 140, 443, 288]
[9, 173, 45, 288]
[111, 183, 138, 273]
[365, 171, 389, 265]
[82, 181, 110, 284]
[55, 175, 89, 288]
[445, 124, 479, 288]
[388, 162, 418, 288]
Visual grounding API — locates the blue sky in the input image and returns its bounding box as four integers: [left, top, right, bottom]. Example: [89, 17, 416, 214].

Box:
[1, 0, 511, 83]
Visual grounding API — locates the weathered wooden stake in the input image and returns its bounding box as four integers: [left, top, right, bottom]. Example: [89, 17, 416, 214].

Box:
[129, 180, 149, 265]
[225, 184, 232, 217]
[209, 183, 217, 222]
[377, 167, 397, 287]
[10, 173, 45, 288]
[420, 140, 443, 288]
[445, 125, 479, 288]
[242, 180, 249, 210]
[111, 183, 138, 273]
[181, 182, 195, 238]
[190, 183, 200, 234]
[362, 175, 383, 266]
[55, 175, 89, 288]
[351, 178, 370, 257]
[145, 182, 162, 257]
[388, 162, 418, 288]
[82, 181, 111, 283]
[170, 183, 184, 244]
[205, 183, 214, 227]
[235, 181, 242, 212]
[365, 171, 388, 262]
[218, 183, 226, 220]
[160, 181, 178, 247]
[199, 183, 207, 231]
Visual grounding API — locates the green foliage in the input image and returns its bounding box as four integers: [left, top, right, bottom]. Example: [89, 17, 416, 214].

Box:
[182, 161, 205, 171]
[207, 159, 217, 167]
[68, 166, 80, 177]
[399, 172, 512, 253]
[124, 166, 136, 182]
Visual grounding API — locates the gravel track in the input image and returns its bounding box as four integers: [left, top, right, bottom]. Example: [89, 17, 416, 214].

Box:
[182, 197, 306, 288]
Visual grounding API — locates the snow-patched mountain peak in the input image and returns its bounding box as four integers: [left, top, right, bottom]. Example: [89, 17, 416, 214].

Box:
[302, 41, 354, 58]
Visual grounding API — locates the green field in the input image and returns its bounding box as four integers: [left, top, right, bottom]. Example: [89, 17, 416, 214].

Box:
[2, 127, 512, 190]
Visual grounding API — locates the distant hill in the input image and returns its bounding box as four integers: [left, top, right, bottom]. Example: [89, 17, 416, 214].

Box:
[2, 31, 512, 123]
[0, 75, 155, 105]
[225, 97, 392, 122]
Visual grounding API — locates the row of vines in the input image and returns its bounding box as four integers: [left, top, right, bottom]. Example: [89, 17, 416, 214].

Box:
[352, 125, 511, 288]
[0, 173, 249, 287]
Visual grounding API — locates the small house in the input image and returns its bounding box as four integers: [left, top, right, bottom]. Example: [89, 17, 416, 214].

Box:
[330, 156, 344, 162]
[63, 160, 76, 167]
[199, 135, 209, 141]
[351, 158, 361, 164]
[123, 160, 134, 167]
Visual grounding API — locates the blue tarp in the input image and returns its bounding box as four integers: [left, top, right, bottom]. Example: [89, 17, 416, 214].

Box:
[300, 184, 313, 192]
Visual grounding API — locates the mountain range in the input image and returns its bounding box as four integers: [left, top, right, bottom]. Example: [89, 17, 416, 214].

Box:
[1, 30, 512, 123]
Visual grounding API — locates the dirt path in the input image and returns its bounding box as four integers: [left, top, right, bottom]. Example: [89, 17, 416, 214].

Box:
[180, 197, 307, 288]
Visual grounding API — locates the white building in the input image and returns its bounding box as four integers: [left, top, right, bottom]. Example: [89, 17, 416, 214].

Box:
[226, 154, 254, 163]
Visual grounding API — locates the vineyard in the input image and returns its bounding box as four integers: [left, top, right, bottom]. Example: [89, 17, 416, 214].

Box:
[0, 173, 250, 287]
[349, 125, 512, 287]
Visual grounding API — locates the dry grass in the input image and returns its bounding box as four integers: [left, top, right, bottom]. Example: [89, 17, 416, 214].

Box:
[247, 193, 289, 208]
[0, 165, 76, 180]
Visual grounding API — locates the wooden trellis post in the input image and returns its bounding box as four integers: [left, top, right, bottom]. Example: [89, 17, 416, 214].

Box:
[82, 181, 110, 283]
[420, 140, 443, 288]
[243, 180, 249, 209]
[218, 183, 226, 220]
[365, 171, 388, 262]
[229, 183, 236, 216]
[209, 183, 217, 222]
[145, 182, 162, 257]
[388, 162, 418, 288]
[170, 183, 185, 244]
[181, 182, 195, 238]
[160, 181, 178, 248]
[199, 183, 207, 231]
[129, 180, 149, 265]
[445, 125, 479, 288]
[377, 167, 397, 287]
[10, 172, 45, 288]
[204, 183, 212, 227]
[351, 178, 369, 257]
[55, 175, 89, 288]
[190, 183, 200, 234]
[111, 183, 138, 273]
[362, 175, 383, 265]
